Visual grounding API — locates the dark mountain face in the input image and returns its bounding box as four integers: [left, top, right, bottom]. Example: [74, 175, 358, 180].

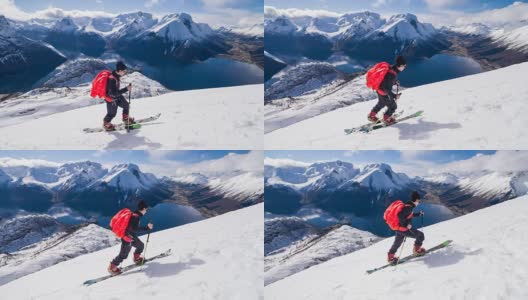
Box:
[264, 184, 303, 215]
[45, 31, 106, 57]
[0, 35, 67, 93]
[0, 184, 54, 212]
[264, 33, 333, 60]
[165, 181, 263, 217]
[264, 52, 286, 81]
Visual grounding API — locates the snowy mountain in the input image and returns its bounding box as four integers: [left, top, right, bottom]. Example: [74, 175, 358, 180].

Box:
[265, 195, 528, 299]
[101, 163, 159, 191]
[0, 216, 118, 286]
[490, 23, 528, 54]
[265, 62, 528, 150]
[229, 23, 264, 37]
[0, 204, 263, 299]
[44, 17, 107, 57]
[208, 172, 263, 204]
[447, 23, 492, 36]
[0, 84, 263, 149]
[265, 221, 379, 285]
[264, 10, 446, 60]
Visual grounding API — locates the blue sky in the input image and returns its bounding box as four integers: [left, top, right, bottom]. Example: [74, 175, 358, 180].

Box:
[265, 150, 509, 176]
[265, 0, 524, 14]
[14, 0, 263, 14]
[1, 0, 263, 26]
[0, 150, 262, 177]
[265, 0, 528, 26]
[0, 150, 247, 165]
[265, 150, 495, 165]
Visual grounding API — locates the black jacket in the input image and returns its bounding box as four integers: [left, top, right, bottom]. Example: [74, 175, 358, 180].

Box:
[397, 201, 421, 228]
[125, 210, 149, 240]
[378, 65, 400, 99]
[106, 71, 128, 101]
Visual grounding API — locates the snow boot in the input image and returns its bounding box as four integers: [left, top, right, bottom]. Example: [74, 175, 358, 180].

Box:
[103, 121, 115, 131]
[368, 111, 379, 123]
[413, 245, 426, 257]
[383, 114, 396, 125]
[387, 253, 399, 265]
[107, 263, 122, 275]
[123, 114, 135, 125]
[133, 253, 145, 265]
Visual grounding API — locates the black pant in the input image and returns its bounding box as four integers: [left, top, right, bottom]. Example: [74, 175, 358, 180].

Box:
[371, 94, 397, 116]
[388, 229, 425, 254]
[104, 96, 129, 123]
[111, 236, 144, 266]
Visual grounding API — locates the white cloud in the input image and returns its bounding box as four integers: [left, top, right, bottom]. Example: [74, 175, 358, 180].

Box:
[434, 151, 528, 175]
[454, 1, 528, 27]
[143, 151, 263, 178]
[201, 0, 238, 9]
[264, 5, 341, 19]
[192, 9, 262, 27]
[372, 0, 387, 9]
[264, 157, 311, 168]
[0, 157, 61, 168]
[0, 0, 115, 21]
[424, 0, 468, 9]
[145, 0, 163, 9]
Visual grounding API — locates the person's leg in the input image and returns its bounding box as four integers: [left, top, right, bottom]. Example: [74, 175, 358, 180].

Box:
[385, 97, 397, 117]
[111, 239, 132, 266]
[371, 94, 388, 114]
[388, 231, 405, 254]
[407, 228, 425, 247]
[132, 237, 144, 255]
[116, 96, 130, 117]
[104, 101, 118, 123]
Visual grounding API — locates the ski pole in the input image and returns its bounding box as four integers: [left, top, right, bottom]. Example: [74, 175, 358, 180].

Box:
[395, 236, 407, 268]
[141, 220, 152, 268]
[126, 87, 131, 133]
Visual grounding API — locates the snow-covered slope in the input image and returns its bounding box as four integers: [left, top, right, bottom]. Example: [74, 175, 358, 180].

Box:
[0, 69, 170, 128]
[265, 224, 379, 285]
[0, 220, 118, 286]
[490, 24, 528, 54]
[265, 62, 528, 149]
[265, 72, 376, 133]
[0, 84, 263, 149]
[266, 196, 528, 299]
[0, 204, 263, 299]
[208, 172, 263, 201]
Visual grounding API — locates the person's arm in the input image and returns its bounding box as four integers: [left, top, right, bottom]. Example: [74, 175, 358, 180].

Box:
[397, 206, 412, 230]
[106, 78, 120, 100]
[118, 85, 129, 95]
[379, 73, 397, 99]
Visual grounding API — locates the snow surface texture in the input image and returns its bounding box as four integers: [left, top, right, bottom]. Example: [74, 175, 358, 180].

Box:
[0, 222, 118, 286]
[265, 224, 379, 285]
[0, 204, 264, 300]
[265, 62, 528, 149]
[0, 84, 263, 150]
[266, 196, 528, 300]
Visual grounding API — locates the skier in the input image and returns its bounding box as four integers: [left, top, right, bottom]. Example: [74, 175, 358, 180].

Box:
[102, 61, 134, 131]
[108, 200, 154, 275]
[384, 191, 426, 264]
[367, 55, 407, 125]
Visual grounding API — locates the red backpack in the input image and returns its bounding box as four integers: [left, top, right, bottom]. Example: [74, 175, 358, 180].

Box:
[383, 200, 410, 231]
[90, 70, 115, 102]
[366, 62, 396, 95]
[109, 208, 134, 238]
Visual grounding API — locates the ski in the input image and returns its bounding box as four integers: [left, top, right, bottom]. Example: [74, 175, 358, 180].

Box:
[83, 249, 171, 286]
[344, 110, 404, 135]
[369, 110, 424, 132]
[366, 240, 452, 275]
[83, 113, 161, 133]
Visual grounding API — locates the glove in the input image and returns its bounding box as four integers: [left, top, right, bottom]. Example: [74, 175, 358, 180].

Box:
[418, 211, 425, 216]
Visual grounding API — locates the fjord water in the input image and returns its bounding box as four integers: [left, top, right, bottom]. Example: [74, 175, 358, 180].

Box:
[140, 58, 263, 91]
